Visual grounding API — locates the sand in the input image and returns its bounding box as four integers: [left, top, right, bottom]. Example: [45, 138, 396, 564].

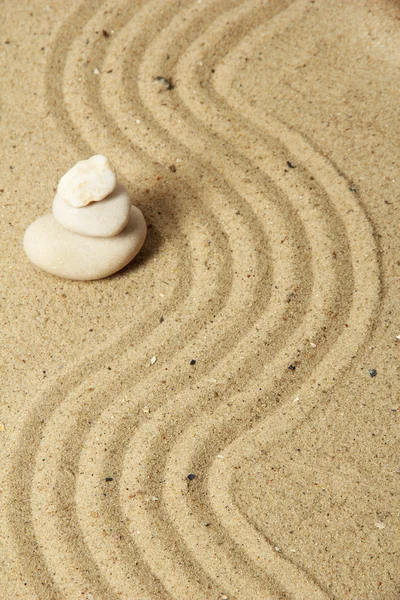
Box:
[0, 0, 399, 598]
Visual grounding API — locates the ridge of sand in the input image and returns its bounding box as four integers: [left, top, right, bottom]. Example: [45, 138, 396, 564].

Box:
[1, 0, 399, 599]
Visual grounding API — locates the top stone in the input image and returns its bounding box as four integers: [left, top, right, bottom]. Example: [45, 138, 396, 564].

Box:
[57, 155, 117, 207]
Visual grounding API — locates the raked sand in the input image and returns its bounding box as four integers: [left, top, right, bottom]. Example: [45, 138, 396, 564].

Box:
[0, 0, 399, 598]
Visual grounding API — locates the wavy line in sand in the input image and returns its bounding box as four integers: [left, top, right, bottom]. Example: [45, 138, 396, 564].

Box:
[114, 1, 379, 598]
[111, 2, 370, 596]
[101, 2, 342, 596]
[163, 2, 380, 598]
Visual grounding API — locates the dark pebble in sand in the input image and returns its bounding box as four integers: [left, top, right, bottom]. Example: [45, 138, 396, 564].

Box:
[154, 76, 173, 90]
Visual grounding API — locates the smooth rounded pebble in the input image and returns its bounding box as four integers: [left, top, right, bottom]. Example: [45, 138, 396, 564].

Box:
[24, 206, 147, 280]
[53, 183, 131, 237]
[57, 155, 117, 207]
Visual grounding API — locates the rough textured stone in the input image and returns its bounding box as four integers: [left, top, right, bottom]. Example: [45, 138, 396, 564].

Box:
[23, 206, 146, 280]
[53, 183, 131, 237]
[57, 155, 117, 207]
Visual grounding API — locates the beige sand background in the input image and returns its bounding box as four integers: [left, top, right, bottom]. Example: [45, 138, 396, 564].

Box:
[1, 0, 399, 598]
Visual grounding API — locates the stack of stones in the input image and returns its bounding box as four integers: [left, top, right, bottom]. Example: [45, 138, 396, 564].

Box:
[24, 155, 147, 280]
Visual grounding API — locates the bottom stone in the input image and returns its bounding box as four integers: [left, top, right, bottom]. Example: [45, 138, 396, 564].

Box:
[23, 206, 147, 281]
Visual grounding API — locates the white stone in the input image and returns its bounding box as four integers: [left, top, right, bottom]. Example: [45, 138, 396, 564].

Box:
[57, 155, 117, 207]
[24, 206, 146, 281]
[53, 183, 131, 237]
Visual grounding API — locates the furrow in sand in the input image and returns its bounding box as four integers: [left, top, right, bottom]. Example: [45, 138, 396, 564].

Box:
[167, 2, 380, 599]
[115, 2, 356, 596]
[99, 4, 338, 600]
[121, 1, 378, 599]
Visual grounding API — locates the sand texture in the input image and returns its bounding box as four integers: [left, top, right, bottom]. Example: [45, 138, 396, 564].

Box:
[1, 0, 399, 598]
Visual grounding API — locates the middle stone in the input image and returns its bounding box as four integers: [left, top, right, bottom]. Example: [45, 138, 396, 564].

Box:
[53, 183, 131, 237]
